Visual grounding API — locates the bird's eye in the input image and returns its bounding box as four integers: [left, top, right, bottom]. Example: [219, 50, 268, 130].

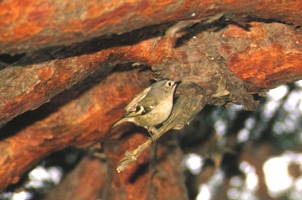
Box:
[167, 81, 172, 87]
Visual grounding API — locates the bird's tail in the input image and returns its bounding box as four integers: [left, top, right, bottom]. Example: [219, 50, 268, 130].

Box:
[112, 118, 128, 128]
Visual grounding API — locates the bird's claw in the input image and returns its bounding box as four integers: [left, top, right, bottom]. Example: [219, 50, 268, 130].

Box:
[147, 126, 158, 144]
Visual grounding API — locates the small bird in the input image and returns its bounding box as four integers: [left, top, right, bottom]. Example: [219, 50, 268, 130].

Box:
[112, 80, 177, 132]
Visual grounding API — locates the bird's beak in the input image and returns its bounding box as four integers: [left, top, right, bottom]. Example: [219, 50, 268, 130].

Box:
[175, 80, 182, 85]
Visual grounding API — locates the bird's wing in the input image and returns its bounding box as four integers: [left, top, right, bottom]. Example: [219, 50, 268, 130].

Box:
[125, 104, 157, 118]
[126, 85, 159, 117]
[124, 105, 144, 117]
[125, 85, 151, 112]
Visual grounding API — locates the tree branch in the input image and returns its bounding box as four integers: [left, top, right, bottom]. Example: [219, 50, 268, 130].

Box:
[0, 69, 152, 191]
[1, 1, 302, 53]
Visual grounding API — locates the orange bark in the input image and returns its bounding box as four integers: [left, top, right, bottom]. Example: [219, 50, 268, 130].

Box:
[1, 0, 302, 198]
[2, 22, 302, 125]
[0, 70, 152, 191]
[1, 22, 302, 192]
[44, 133, 187, 200]
[1, 0, 302, 53]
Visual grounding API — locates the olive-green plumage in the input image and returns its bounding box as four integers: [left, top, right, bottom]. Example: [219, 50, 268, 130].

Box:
[112, 80, 177, 130]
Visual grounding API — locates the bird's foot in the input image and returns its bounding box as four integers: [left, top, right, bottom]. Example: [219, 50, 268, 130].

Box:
[147, 126, 158, 144]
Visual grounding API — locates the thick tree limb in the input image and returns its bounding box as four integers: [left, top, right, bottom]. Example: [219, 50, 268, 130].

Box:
[0, 69, 152, 191]
[105, 133, 188, 200]
[45, 133, 188, 200]
[2, 22, 302, 126]
[1, 21, 302, 191]
[0, 38, 154, 125]
[1, 0, 302, 53]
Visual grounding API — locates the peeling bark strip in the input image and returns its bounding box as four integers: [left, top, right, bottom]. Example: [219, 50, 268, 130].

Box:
[152, 22, 302, 96]
[1, 0, 302, 53]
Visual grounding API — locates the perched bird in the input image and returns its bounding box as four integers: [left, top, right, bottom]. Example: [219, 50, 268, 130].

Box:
[112, 80, 177, 132]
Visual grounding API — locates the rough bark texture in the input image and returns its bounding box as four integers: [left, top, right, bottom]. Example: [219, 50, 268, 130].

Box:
[45, 133, 187, 200]
[1, 0, 302, 198]
[1, 0, 302, 53]
[2, 22, 302, 126]
[0, 69, 152, 190]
